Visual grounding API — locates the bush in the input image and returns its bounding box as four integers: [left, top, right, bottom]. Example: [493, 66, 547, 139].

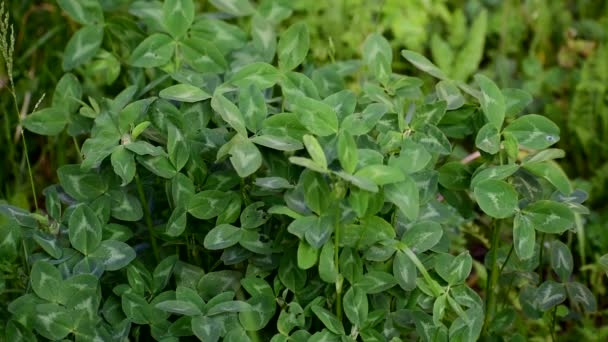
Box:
[0, 1, 598, 341]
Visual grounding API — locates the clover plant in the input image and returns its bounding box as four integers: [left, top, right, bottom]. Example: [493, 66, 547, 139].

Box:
[0, 0, 596, 341]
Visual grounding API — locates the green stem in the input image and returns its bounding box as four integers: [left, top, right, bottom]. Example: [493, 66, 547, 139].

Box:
[538, 233, 546, 278]
[550, 306, 558, 341]
[72, 136, 82, 162]
[20, 130, 38, 211]
[403, 248, 443, 297]
[334, 194, 343, 322]
[483, 220, 502, 336]
[135, 173, 160, 262]
[574, 214, 586, 280]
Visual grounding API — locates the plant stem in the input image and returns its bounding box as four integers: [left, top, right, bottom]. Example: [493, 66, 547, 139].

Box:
[402, 248, 443, 297]
[550, 306, 558, 341]
[20, 130, 37, 211]
[72, 136, 82, 162]
[334, 194, 343, 322]
[483, 220, 502, 336]
[538, 233, 545, 278]
[135, 173, 160, 263]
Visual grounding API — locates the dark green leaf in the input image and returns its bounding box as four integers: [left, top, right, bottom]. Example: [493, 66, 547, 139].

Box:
[63, 25, 104, 70]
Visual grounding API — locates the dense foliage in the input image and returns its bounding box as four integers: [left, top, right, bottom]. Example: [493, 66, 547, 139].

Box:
[1, 0, 606, 341]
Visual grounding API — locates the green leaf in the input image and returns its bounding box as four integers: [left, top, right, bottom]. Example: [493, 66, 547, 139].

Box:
[251, 135, 303, 151]
[229, 62, 281, 89]
[191, 315, 220, 341]
[523, 161, 571, 194]
[343, 287, 368, 328]
[338, 131, 358, 174]
[240, 84, 267, 133]
[291, 95, 339, 136]
[156, 299, 202, 316]
[523, 200, 575, 234]
[302, 134, 327, 170]
[522, 149, 565, 164]
[302, 171, 331, 215]
[153, 255, 178, 293]
[475, 123, 500, 154]
[475, 74, 505, 129]
[129, 33, 175, 68]
[470, 164, 519, 189]
[334, 171, 378, 193]
[513, 213, 535, 260]
[251, 15, 277, 61]
[401, 50, 447, 80]
[118, 98, 156, 134]
[401, 221, 443, 253]
[341, 103, 387, 135]
[358, 271, 397, 294]
[289, 156, 327, 173]
[209, 0, 255, 16]
[90, 240, 136, 271]
[111, 146, 136, 186]
[503, 114, 560, 150]
[319, 240, 338, 283]
[566, 282, 597, 312]
[311, 306, 345, 335]
[23, 108, 68, 135]
[167, 124, 190, 171]
[536, 281, 566, 311]
[503, 88, 532, 117]
[57, 0, 103, 25]
[393, 250, 417, 291]
[229, 138, 262, 177]
[278, 252, 306, 292]
[53, 73, 82, 113]
[240, 202, 267, 229]
[182, 37, 227, 73]
[438, 161, 471, 190]
[69, 204, 103, 255]
[384, 176, 419, 221]
[207, 300, 251, 316]
[166, 206, 188, 237]
[159, 84, 211, 103]
[363, 33, 392, 84]
[58, 165, 107, 201]
[305, 215, 333, 248]
[34, 304, 72, 340]
[433, 294, 448, 326]
[451, 9, 487, 81]
[447, 252, 472, 285]
[412, 124, 452, 155]
[63, 25, 104, 70]
[188, 190, 230, 219]
[390, 140, 431, 174]
[204, 224, 242, 250]
[411, 101, 447, 129]
[110, 190, 144, 222]
[162, 0, 194, 38]
[436, 81, 464, 110]
[278, 22, 309, 71]
[550, 240, 573, 281]
[31, 260, 63, 302]
[297, 240, 318, 270]
[355, 164, 404, 185]
[0, 220, 22, 260]
[473, 179, 518, 218]
[211, 93, 248, 137]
